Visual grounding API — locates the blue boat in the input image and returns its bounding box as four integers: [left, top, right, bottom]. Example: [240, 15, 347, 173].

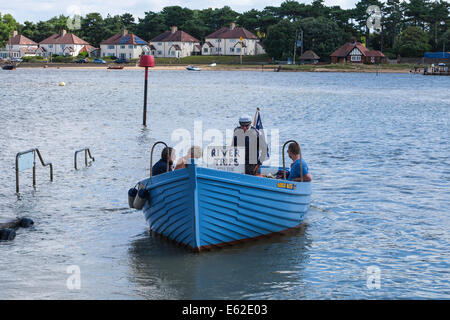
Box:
[130, 141, 311, 252]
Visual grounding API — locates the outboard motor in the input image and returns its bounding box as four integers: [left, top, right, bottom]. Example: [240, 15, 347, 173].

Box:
[133, 188, 150, 210]
[0, 228, 16, 241]
[128, 187, 138, 208]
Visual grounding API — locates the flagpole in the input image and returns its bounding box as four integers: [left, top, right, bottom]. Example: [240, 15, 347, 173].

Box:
[253, 107, 260, 126]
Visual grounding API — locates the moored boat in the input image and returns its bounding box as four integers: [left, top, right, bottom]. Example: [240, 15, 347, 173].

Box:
[186, 65, 201, 71]
[129, 141, 311, 252]
[2, 64, 16, 70]
[107, 65, 124, 70]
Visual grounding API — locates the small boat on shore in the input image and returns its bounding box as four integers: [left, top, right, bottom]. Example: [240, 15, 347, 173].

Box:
[107, 65, 124, 70]
[186, 65, 201, 71]
[129, 141, 311, 252]
[2, 64, 16, 70]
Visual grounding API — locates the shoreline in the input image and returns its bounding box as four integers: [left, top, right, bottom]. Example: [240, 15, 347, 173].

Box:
[13, 63, 412, 73]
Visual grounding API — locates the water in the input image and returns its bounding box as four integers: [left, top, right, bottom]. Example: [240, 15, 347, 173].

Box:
[0, 68, 449, 299]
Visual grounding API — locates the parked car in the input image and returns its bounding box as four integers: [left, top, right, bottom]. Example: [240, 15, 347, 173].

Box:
[75, 58, 88, 63]
[93, 58, 106, 64]
[11, 58, 23, 63]
[115, 58, 129, 64]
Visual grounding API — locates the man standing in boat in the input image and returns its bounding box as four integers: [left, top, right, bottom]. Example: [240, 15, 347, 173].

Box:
[232, 115, 268, 175]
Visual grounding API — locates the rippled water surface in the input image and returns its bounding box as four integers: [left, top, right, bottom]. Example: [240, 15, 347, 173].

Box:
[0, 68, 449, 299]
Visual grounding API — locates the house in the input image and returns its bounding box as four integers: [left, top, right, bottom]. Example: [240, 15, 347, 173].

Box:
[202, 22, 265, 56]
[298, 50, 320, 64]
[39, 30, 90, 57]
[0, 30, 38, 59]
[79, 45, 100, 58]
[149, 26, 200, 58]
[100, 29, 148, 60]
[330, 40, 386, 64]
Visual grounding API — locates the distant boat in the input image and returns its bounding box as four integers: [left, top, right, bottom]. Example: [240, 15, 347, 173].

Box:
[2, 64, 16, 71]
[186, 65, 201, 71]
[209, 63, 216, 67]
[107, 65, 124, 70]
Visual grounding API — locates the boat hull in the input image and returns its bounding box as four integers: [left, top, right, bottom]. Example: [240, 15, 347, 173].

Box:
[139, 164, 311, 251]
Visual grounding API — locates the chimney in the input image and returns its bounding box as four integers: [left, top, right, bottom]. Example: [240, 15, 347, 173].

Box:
[122, 28, 128, 36]
[12, 30, 18, 37]
[230, 22, 236, 30]
[350, 36, 356, 44]
[60, 29, 67, 36]
[171, 26, 178, 34]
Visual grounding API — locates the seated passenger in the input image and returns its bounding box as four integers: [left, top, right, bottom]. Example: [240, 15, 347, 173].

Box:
[175, 146, 203, 170]
[287, 142, 312, 182]
[152, 147, 175, 176]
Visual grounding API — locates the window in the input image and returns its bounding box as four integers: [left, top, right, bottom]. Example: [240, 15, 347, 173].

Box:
[49, 44, 53, 48]
[108, 45, 114, 49]
[236, 48, 241, 53]
[351, 55, 361, 62]
[203, 48, 208, 53]
[171, 51, 175, 56]
[61, 44, 65, 49]
[230, 39, 236, 43]
[157, 50, 162, 55]
[120, 45, 125, 49]
[158, 42, 162, 46]
[218, 47, 222, 52]
[129, 45, 133, 49]
[230, 48, 234, 53]
[168, 42, 172, 45]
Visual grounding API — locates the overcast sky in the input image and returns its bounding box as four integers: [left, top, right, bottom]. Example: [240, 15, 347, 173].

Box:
[1, 0, 359, 23]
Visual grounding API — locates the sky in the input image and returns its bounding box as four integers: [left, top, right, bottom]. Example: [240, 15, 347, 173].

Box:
[0, 0, 359, 24]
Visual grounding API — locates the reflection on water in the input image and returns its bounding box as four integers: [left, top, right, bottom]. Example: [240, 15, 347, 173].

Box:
[128, 226, 310, 300]
[0, 69, 448, 299]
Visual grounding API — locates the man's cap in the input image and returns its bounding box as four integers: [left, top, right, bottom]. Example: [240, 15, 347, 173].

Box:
[239, 114, 252, 124]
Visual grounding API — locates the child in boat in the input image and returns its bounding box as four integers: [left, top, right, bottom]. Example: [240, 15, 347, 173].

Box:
[175, 146, 203, 170]
[152, 147, 176, 176]
[286, 142, 312, 182]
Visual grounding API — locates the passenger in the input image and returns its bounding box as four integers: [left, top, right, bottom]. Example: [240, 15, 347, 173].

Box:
[232, 115, 268, 175]
[175, 146, 203, 170]
[287, 142, 312, 182]
[152, 147, 175, 176]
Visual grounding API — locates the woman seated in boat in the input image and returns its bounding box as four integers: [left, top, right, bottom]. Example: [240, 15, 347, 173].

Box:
[152, 147, 176, 176]
[286, 142, 312, 182]
[175, 146, 203, 170]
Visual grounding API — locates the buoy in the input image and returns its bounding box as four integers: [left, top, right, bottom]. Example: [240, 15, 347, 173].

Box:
[20, 217, 34, 228]
[59, 82, 66, 86]
[128, 187, 138, 208]
[133, 188, 149, 210]
[0, 228, 16, 241]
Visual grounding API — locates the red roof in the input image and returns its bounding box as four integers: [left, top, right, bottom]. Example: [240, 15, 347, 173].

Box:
[331, 41, 385, 58]
[9, 34, 37, 45]
[40, 33, 89, 45]
[79, 45, 98, 53]
[100, 33, 148, 45]
[205, 26, 258, 40]
[151, 30, 199, 43]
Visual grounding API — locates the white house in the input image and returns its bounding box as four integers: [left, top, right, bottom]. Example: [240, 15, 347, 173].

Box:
[39, 30, 90, 57]
[100, 29, 148, 60]
[149, 26, 200, 58]
[202, 22, 265, 56]
[0, 30, 38, 59]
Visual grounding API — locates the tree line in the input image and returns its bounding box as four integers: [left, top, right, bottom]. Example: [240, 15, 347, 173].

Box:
[0, 0, 449, 60]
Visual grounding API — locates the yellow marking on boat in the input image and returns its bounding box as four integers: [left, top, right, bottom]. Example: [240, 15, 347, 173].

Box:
[277, 182, 296, 190]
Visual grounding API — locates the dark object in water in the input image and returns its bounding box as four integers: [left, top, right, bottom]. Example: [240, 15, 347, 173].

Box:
[2, 64, 16, 70]
[20, 217, 34, 228]
[0, 228, 16, 241]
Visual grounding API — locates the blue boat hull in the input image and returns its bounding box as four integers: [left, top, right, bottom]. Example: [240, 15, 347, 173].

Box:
[139, 164, 311, 251]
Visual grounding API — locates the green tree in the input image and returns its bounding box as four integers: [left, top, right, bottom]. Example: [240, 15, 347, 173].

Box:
[394, 26, 432, 56]
[0, 13, 18, 47]
[80, 13, 106, 47]
[264, 19, 302, 59]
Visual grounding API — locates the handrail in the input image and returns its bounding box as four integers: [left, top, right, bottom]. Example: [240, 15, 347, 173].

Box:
[15, 148, 53, 194]
[282, 140, 302, 182]
[150, 141, 169, 178]
[74, 148, 95, 170]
